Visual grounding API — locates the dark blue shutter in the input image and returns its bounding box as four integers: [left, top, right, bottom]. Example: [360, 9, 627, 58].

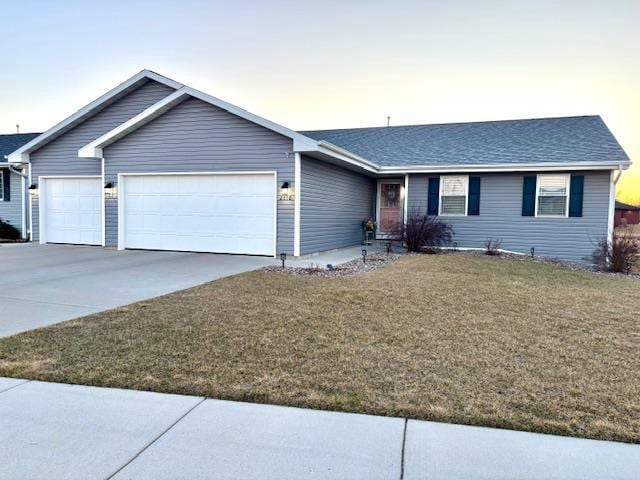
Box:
[522, 176, 536, 216]
[427, 177, 439, 215]
[1, 170, 9, 202]
[468, 176, 480, 215]
[568, 175, 584, 217]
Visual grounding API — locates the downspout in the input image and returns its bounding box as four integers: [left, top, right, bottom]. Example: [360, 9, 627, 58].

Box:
[608, 165, 624, 245]
[7, 164, 28, 178]
[7, 162, 29, 240]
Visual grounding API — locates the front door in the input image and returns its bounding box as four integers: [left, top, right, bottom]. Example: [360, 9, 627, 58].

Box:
[377, 180, 403, 236]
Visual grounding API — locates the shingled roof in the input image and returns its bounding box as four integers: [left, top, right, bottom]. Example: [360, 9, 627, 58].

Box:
[0, 133, 41, 162]
[301, 116, 629, 168]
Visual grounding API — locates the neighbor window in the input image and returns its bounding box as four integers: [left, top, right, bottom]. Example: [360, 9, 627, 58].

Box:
[536, 174, 569, 217]
[0, 170, 4, 201]
[439, 175, 468, 216]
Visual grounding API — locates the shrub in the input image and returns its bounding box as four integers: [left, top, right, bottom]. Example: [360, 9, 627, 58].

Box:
[484, 238, 502, 256]
[592, 232, 640, 273]
[0, 218, 20, 240]
[391, 210, 453, 253]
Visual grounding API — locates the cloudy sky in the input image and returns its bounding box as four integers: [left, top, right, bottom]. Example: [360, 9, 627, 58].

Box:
[1, 0, 638, 201]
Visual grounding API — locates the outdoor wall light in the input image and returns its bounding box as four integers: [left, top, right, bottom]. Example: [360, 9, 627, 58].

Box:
[28, 184, 38, 199]
[104, 182, 117, 199]
[279, 181, 294, 201]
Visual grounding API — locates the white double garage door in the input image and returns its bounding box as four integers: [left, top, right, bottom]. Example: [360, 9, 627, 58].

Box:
[40, 173, 276, 256]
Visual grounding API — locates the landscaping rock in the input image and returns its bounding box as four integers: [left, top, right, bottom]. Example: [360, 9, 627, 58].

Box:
[263, 252, 403, 277]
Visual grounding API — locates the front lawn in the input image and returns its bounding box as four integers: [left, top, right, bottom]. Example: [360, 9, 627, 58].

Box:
[0, 254, 638, 443]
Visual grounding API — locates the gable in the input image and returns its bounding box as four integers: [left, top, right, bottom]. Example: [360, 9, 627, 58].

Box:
[103, 96, 294, 158]
[30, 80, 175, 163]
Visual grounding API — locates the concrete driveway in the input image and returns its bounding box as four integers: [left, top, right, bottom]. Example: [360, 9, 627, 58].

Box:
[0, 243, 276, 337]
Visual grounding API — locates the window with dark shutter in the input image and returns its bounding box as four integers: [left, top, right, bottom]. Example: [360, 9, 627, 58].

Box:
[0, 170, 8, 202]
[468, 176, 480, 216]
[427, 177, 439, 215]
[522, 176, 536, 216]
[568, 175, 584, 217]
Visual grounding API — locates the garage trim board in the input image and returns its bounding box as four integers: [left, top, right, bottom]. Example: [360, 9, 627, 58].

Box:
[117, 171, 278, 257]
[38, 176, 103, 246]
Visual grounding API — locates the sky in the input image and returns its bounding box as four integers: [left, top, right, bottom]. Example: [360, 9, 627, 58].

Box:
[1, 0, 638, 202]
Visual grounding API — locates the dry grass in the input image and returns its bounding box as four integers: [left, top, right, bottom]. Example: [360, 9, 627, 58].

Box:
[0, 254, 639, 443]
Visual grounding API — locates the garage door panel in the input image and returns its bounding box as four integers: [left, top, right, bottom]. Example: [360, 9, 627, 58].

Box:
[43, 178, 102, 246]
[122, 174, 275, 256]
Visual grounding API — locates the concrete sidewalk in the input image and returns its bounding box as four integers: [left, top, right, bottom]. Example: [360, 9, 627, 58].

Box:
[0, 378, 638, 480]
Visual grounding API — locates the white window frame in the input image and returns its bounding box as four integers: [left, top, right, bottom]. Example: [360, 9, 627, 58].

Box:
[535, 173, 570, 218]
[439, 175, 468, 216]
[0, 170, 4, 201]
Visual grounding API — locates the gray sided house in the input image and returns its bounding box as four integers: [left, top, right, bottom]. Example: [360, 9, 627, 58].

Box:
[8, 70, 632, 262]
[0, 133, 41, 237]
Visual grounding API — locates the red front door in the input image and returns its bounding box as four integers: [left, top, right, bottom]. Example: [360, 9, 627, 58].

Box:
[379, 182, 402, 235]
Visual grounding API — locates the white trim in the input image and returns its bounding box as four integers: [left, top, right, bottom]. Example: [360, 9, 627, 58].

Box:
[21, 170, 26, 238]
[37, 175, 102, 245]
[20, 166, 27, 239]
[79, 86, 319, 158]
[116, 171, 278, 257]
[314, 141, 380, 173]
[535, 173, 570, 218]
[101, 157, 106, 247]
[294, 153, 301, 257]
[273, 172, 278, 258]
[376, 179, 403, 237]
[438, 175, 469, 216]
[8, 70, 183, 164]
[403, 174, 409, 224]
[5, 164, 29, 239]
[378, 161, 631, 174]
[28, 166, 33, 241]
[607, 169, 616, 244]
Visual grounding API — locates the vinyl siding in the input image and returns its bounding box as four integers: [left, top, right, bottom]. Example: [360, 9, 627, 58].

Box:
[29, 80, 176, 242]
[407, 171, 611, 262]
[300, 156, 376, 255]
[0, 169, 23, 233]
[103, 96, 295, 254]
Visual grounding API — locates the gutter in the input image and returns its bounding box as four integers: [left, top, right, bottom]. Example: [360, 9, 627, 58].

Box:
[8, 165, 28, 179]
[299, 143, 632, 175]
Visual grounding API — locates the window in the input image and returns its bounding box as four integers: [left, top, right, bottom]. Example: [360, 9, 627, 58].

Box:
[439, 175, 468, 216]
[536, 174, 569, 217]
[0, 170, 3, 201]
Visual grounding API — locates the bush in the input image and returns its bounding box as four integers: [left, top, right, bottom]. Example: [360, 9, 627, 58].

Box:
[484, 238, 502, 256]
[391, 210, 453, 252]
[592, 232, 640, 273]
[0, 218, 21, 240]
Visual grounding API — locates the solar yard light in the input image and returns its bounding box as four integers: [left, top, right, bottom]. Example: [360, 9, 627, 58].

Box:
[362, 248, 367, 264]
[530, 247, 535, 258]
[280, 252, 287, 268]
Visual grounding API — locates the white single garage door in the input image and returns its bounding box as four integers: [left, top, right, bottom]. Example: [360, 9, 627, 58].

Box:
[41, 177, 102, 245]
[121, 173, 276, 256]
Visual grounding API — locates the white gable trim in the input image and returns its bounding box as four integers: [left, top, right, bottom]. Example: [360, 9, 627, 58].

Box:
[8, 70, 182, 164]
[79, 86, 319, 158]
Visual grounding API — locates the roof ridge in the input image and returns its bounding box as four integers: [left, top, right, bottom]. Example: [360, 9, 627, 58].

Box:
[300, 115, 602, 133]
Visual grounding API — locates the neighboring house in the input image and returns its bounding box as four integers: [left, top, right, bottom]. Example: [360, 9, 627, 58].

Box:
[7, 70, 632, 261]
[0, 133, 41, 237]
[615, 201, 640, 226]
